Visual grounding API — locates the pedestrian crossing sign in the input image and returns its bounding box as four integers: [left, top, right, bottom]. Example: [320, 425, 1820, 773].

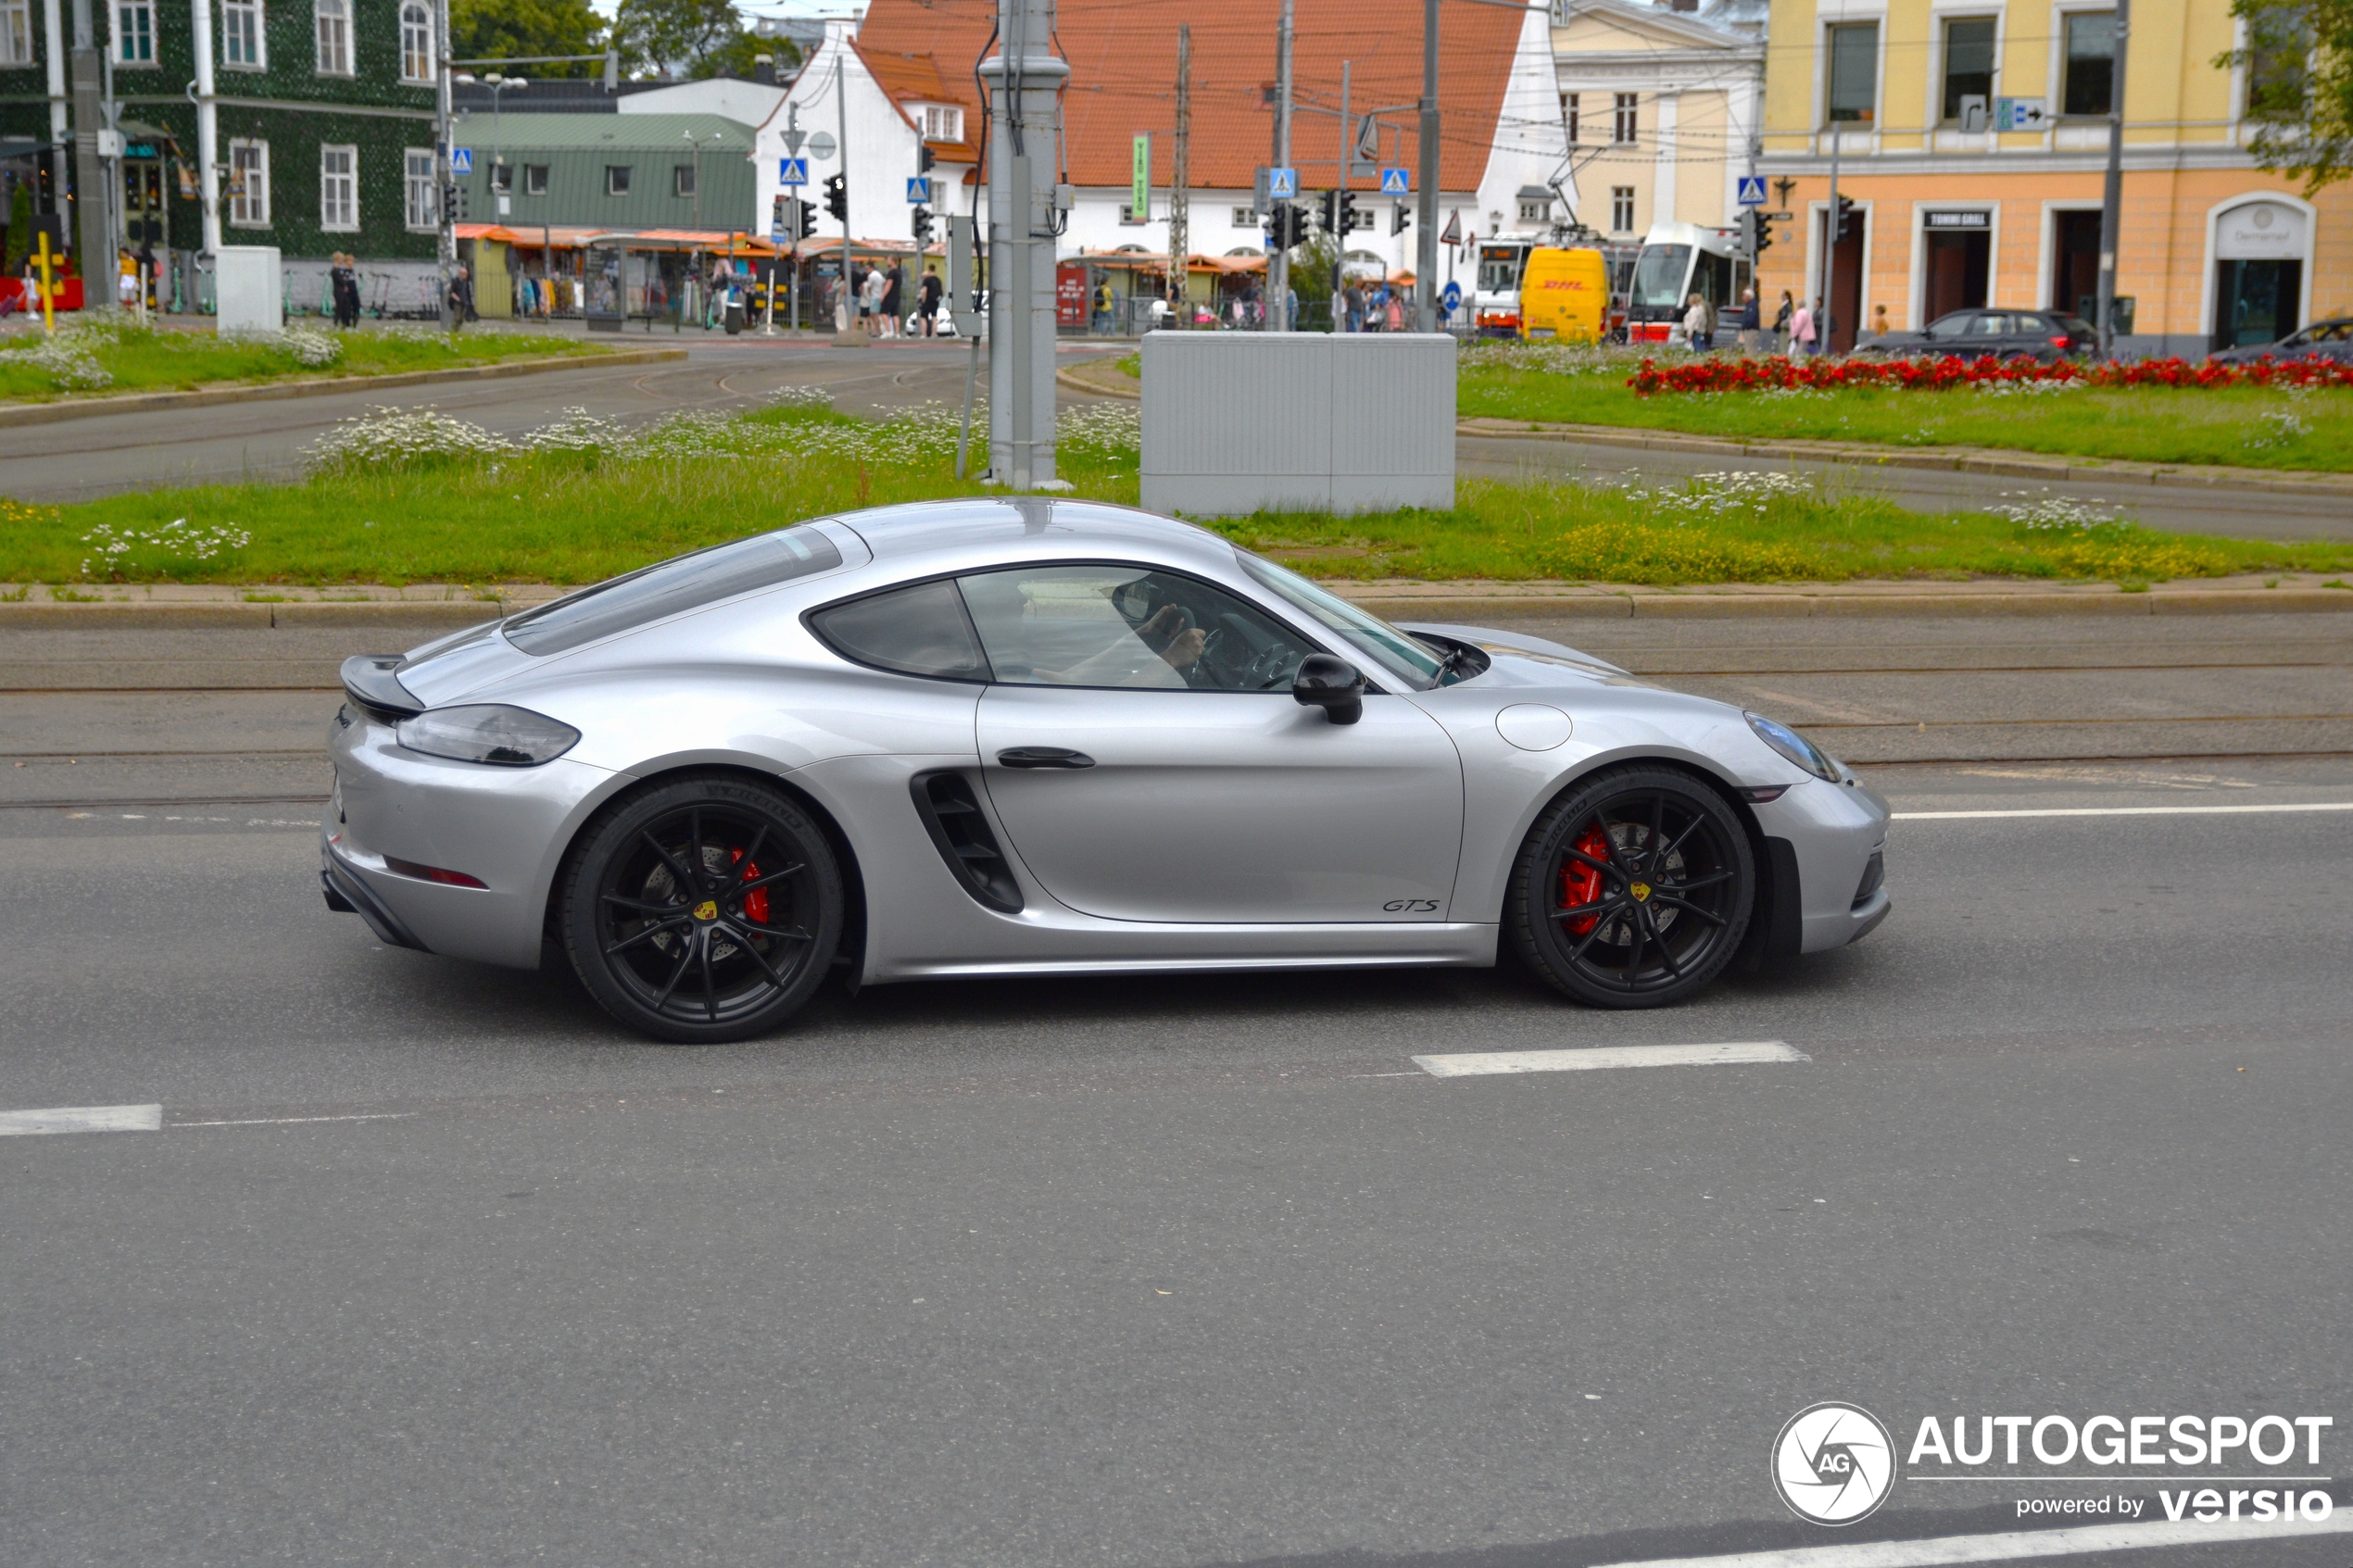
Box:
[778, 157, 809, 185]
[1267, 167, 1297, 198]
[1737, 175, 1767, 206]
[450, 147, 472, 176]
[1379, 167, 1409, 195]
[907, 177, 933, 203]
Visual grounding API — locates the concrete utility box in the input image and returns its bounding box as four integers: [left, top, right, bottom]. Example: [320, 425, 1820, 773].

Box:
[1139, 332, 1455, 516]
[213, 245, 283, 334]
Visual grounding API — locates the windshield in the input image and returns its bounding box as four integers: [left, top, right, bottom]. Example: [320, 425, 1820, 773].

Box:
[1629, 245, 1692, 309]
[504, 523, 844, 656]
[1477, 246, 1524, 295]
[1235, 551, 1442, 690]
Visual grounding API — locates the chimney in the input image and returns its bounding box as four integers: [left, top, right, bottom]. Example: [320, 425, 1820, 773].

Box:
[754, 54, 775, 85]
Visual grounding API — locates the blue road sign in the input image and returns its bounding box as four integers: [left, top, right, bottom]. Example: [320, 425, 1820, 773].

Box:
[778, 157, 809, 185]
[449, 147, 472, 175]
[906, 176, 933, 203]
[1440, 280, 1462, 314]
[1378, 166, 1410, 195]
[1266, 167, 1297, 198]
[1736, 175, 1768, 207]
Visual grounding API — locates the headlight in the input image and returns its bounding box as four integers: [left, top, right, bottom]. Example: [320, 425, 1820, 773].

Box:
[1745, 711, 1840, 782]
[396, 705, 581, 766]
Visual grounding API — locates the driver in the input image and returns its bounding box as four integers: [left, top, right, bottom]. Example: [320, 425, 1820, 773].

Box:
[1040, 604, 1205, 686]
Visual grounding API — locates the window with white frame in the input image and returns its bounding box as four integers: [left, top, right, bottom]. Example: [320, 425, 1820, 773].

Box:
[116, 0, 155, 63]
[315, 0, 351, 75]
[2242, 6, 2312, 121]
[1561, 91, 1579, 143]
[0, 0, 32, 66]
[1826, 20, 1881, 123]
[917, 104, 963, 142]
[523, 163, 548, 195]
[673, 163, 694, 197]
[222, 0, 263, 67]
[229, 138, 270, 225]
[2062, 11, 2117, 116]
[1940, 16, 1997, 121]
[320, 144, 358, 230]
[1610, 185, 1635, 233]
[400, 1, 433, 83]
[1231, 206, 1257, 226]
[1612, 92, 1638, 144]
[606, 165, 631, 195]
[1518, 193, 1552, 222]
[405, 146, 436, 230]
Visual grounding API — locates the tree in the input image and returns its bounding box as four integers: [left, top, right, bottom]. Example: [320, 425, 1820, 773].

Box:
[2218, 0, 2353, 194]
[450, 0, 607, 77]
[611, 0, 794, 80]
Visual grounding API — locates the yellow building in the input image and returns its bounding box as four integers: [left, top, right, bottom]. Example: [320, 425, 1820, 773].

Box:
[1756, 0, 2347, 353]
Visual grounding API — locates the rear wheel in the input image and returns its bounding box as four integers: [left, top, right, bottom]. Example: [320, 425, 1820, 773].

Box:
[560, 774, 843, 1043]
[1507, 766, 1755, 1009]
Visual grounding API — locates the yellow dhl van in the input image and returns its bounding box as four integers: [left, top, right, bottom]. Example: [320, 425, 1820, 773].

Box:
[1518, 247, 1608, 344]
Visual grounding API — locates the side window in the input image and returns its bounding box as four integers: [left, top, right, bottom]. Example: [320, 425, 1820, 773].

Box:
[808, 580, 989, 681]
[1969, 313, 2012, 335]
[957, 565, 1311, 693]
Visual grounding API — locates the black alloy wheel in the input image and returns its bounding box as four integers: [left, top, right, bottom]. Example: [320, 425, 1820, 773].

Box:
[561, 774, 843, 1043]
[1507, 766, 1755, 1009]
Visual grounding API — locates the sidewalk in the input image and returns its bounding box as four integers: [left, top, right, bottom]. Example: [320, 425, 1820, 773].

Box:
[5, 572, 2347, 624]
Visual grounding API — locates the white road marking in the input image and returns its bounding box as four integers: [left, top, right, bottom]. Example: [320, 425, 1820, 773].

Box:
[1413, 1041, 1806, 1077]
[1893, 802, 2353, 821]
[0, 1103, 162, 1136]
[170, 1113, 415, 1127]
[1592, 1515, 2353, 1567]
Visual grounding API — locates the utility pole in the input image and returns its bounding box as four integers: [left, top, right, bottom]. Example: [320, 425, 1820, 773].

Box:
[1268, 0, 1292, 332]
[1168, 24, 1189, 320]
[1414, 0, 1439, 332]
[2095, 0, 2132, 360]
[435, 0, 454, 330]
[67, 0, 104, 293]
[189, 0, 220, 256]
[1821, 123, 1841, 354]
[1338, 57, 1350, 304]
[978, 0, 1068, 486]
[836, 51, 854, 341]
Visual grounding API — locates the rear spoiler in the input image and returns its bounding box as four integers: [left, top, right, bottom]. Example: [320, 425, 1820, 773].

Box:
[340, 655, 425, 721]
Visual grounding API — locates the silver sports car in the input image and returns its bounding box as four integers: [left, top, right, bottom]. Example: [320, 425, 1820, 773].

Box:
[324, 500, 1890, 1041]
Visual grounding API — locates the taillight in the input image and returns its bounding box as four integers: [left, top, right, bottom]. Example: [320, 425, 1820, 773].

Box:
[2051, 335, 2070, 346]
[384, 855, 487, 889]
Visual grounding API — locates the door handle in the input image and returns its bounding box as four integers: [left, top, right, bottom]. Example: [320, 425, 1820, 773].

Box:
[997, 746, 1095, 770]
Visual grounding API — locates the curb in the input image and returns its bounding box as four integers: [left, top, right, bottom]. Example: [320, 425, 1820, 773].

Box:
[0, 347, 689, 428]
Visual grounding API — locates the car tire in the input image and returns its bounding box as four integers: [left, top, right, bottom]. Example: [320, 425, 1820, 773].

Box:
[1505, 765, 1755, 1010]
[560, 773, 844, 1043]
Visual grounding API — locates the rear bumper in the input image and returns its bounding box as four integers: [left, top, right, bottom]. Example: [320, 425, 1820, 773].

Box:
[320, 848, 430, 952]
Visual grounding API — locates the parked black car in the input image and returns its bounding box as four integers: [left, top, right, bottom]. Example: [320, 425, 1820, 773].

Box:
[1856, 308, 2095, 363]
[2208, 319, 2353, 366]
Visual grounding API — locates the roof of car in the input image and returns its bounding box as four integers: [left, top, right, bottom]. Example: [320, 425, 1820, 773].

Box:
[830, 499, 1235, 567]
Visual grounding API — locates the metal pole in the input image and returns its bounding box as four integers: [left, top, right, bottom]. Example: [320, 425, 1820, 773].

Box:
[1821, 122, 1841, 354]
[186, 0, 219, 256]
[1415, 0, 1439, 332]
[1168, 23, 1189, 319]
[2095, 0, 2131, 361]
[68, 0, 105, 295]
[1267, 0, 1291, 332]
[43, 0, 65, 238]
[435, 0, 454, 330]
[1337, 58, 1349, 332]
[837, 52, 853, 340]
[978, 0, 1067, 486]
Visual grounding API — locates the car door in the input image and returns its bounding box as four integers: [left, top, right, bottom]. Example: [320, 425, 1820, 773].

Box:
[961, 562, 1465, 925]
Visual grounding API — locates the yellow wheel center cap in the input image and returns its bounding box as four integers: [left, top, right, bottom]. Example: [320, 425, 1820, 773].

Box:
[693, 899, 719, 922]
[1629, 882, 1652, 901]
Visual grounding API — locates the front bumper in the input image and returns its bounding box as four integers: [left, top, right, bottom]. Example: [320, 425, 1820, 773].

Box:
[1753, 775, 1893, 955]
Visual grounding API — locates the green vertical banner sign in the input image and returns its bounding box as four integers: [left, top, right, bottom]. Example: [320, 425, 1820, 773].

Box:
[1131, 133, 1151, 222]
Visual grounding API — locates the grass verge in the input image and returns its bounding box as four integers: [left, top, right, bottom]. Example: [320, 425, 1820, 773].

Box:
[1457, 343, 2353, 472]
[4, 399, 2347, 588]
[0, 320, 618, 402]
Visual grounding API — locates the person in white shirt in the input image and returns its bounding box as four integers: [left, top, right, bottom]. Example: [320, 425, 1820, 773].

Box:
[1683, 293, 1711, 352]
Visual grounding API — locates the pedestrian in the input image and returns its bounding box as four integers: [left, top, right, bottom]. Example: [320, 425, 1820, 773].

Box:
[1792, 296, 1818, 356]
[1384, 291, 1405, 332]
[1683, 291, 1710, 352]
[860, 264, 885, 336]
[1736, 287, 1760, 354]
[880, 266, 902, 339]
[918, 268, 942, 336]
[1092, 278, 1114, 335]
[1773, 289, 1794, 354]
[1343, 280, 1364, 332]
[1869, 302, 1889, 342]
[1149, 292, 1169, 331]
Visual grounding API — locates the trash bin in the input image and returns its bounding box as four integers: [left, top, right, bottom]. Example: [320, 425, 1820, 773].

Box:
[724, 298, 747, 335]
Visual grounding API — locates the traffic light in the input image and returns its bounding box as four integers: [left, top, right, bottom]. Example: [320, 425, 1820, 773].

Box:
[1749, 207, 1772, 258]
[1267, 202, 1307, 250]
[1318, 189, 1339, 234]
[448, 182, 467, 221]
[1390, 201, 1410, 236]
[1831, 194, 1857, 242]
[795, 199, 817, 240]
[1337, 190, 1359, 235]
[824, 173, 848, 222]
[918, 144, 936, 175]
[912, 205, 933, 245]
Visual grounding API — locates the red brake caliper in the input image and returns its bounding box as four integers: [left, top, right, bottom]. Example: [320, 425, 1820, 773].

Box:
[728, 847, 769, 923]
[1558, 827, 1612, 935]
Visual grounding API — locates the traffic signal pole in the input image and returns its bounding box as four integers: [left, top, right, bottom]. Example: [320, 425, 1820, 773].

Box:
[1414, 0, 1439, 332]
[978, 0, 1068, 485]
[67, 0, 106, 296]
[837, 52, 857, 345]
[1268, 0, 1292, 332]
[2094, 0, 2132, 360]
[1820, 122, 1841, 354]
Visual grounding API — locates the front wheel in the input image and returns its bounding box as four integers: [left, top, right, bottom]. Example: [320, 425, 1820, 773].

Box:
[560, 774, 844, 1043]
[1506, 766, 1755, 1009]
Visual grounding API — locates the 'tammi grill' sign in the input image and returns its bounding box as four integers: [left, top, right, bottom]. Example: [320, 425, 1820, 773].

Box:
[2215, 201, 2306, 260]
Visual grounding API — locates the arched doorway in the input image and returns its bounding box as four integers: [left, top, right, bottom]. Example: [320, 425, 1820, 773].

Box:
[2211, 198, 2308, 351]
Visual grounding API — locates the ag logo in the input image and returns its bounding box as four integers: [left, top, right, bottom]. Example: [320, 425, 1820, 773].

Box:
[1771, 1402, 1895, 1524]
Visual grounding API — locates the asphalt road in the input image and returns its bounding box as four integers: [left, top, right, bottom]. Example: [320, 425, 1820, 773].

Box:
[2, 608, 2348, 1566]
[0, 328, 2342, 542]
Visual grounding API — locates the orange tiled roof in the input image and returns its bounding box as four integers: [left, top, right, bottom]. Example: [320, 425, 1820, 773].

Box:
[852, 0, 1528, 191]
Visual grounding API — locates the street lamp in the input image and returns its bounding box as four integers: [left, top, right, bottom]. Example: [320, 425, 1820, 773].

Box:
[485, 73, 527, 214]
[682, 128, 725, 229]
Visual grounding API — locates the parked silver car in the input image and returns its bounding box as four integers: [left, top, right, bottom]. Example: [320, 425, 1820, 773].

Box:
[323, 502, 1891, 1041]
[2208, 318, 2353, 366]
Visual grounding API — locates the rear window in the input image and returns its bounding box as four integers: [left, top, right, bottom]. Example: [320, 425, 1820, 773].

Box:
[807, 579, 990, 681]
[503, 524, 843, 657]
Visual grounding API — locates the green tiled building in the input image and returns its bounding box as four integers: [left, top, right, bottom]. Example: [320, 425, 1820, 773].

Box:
[446, 114, 755, 234]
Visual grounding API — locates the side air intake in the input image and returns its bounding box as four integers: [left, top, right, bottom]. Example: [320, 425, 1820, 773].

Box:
[910, 771, 1024, 914]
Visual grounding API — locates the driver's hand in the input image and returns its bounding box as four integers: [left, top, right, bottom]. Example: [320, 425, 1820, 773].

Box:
[1134, 605, 1188, 653]
[1159, 626, 1206, 671]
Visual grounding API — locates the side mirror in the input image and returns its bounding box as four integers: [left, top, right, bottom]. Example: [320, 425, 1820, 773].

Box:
[1292, 653, 1365, 726]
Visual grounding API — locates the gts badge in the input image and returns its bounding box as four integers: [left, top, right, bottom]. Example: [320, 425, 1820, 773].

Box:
[1383, 898, 1441, 913]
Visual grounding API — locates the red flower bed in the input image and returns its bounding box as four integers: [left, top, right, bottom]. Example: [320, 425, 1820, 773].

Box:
[1627, 354, 2353, 395]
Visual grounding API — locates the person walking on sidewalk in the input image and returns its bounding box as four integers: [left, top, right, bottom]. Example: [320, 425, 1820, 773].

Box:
[1773, 289, 1794, 354]
[1683, 292, 1711, 352]
[919, 269, 942, 336]
[1735, 287, 1760, 354]
[879, 267, 903, 339]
